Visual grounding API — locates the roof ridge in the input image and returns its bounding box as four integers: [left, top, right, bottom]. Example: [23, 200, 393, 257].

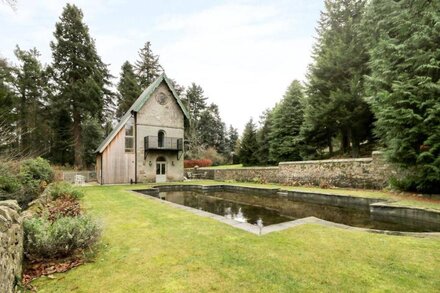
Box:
[95, 73, 189, 153]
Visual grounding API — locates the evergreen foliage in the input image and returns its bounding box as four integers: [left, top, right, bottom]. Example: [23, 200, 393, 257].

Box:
[364, 0, 440, 193]
[302, 0, 373, 158]
[81, 117, 104, 167]
[239, 119, 259, 166]
[225, 125, 239, 156]
[13, 47, 50, 155]
[269, 80, 305, 162]
[116, 61, 141, 118]
[135, 41, 163, 89]
[256, 109, 274, 165]
[50, 4, 112, 168]
[199, 103, 226, 154]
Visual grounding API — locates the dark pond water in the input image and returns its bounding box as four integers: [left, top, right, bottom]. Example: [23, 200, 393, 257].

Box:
[137, 189, 439, 232]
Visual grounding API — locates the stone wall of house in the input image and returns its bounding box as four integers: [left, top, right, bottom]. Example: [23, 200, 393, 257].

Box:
[0, 200, 23, 293]
[200, 152, 395, 189]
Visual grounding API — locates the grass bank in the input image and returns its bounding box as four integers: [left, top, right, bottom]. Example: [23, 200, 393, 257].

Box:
[33, 183, 440, 292]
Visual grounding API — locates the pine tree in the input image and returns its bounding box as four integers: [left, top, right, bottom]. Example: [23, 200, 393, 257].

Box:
[181, 83, 208, 158]
[269, 80, 304, 162]
[50, 4, 111, 168]
[13, 46, 49, 155]
[239, 119, 259, 166]
[256, 109, 274, 165]
[0, 57, 17, 154]
[82, 117, 104, 166]
[116, 61, 141, 118]
[364, 0, 440, 193]
[225, 125, 239, 154]
[135, 41, 163, 89]
[198, 103, 226, 153]
[303, 0, 373, 157]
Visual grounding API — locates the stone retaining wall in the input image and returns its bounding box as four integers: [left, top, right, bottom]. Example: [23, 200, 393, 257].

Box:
[0, 200, 23, 293]
[193, 152, 396, 189]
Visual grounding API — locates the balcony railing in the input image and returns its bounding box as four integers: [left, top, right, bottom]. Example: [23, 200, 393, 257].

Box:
[144, 136, 183, 151]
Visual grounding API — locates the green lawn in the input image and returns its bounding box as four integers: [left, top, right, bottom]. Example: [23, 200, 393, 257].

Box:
[32, 183, 440, 292]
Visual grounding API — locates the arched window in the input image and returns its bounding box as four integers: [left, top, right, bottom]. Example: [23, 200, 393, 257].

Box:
[158, 130, 165, 148]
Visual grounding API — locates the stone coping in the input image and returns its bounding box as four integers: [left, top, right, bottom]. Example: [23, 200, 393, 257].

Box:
[196, 166, 279, 170]
[131, 185, 440, 237]
[279, 157, 373, 165]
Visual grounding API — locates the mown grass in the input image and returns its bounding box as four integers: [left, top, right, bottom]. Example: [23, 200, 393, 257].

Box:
[33, 183, 440, 292]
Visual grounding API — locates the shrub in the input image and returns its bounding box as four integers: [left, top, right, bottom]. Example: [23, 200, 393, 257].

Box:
[199, 147, 227, 166]
[184, 159, 213, 168]
[48, 182, 84, 200]
[24, 215, 101, 260]
[0, 162, 21, 194]
[44, 197, 82, 221]
[19, 157, 54, 199]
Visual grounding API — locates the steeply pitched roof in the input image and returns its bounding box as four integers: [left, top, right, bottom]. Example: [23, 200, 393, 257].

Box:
[96, 73, 189, 153]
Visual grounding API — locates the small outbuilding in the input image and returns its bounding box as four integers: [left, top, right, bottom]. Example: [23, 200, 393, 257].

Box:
[95, 73, 189, 184]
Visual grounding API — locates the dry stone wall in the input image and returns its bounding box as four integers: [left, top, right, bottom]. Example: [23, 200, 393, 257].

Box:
[202, 152, 395, 189]
[0, 200, 23, 293]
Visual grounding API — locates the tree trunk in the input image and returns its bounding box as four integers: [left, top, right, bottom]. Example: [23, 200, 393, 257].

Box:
[328, 135, 333, 155]
[73, 109, 83, 169]
[20, 92, 28, 154]
[351, 128, 360, 158]
[340, 130, 350, 154]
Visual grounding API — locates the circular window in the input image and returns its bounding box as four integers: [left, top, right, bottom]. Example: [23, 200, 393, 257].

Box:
[155, 92, 168, 105]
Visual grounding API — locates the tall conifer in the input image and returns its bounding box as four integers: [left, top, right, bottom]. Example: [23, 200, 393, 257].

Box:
[50, 4, 111, 168]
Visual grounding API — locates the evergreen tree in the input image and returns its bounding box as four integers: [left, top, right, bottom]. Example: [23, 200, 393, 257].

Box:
[269, 80, 304, 162]
[225, 125, 239, 154]
[303, 0, 373, 157]
[50, 108, 74, 166]
[198, 103, 226, 153]
[238, 119, 259, 166]
[13, 46, 49, 155]
[0, 57, 17, 154]
[181, 83, 208, 158]
[135, 41, 163, 89]
[82, 117, 104, 167]
[116, 61, 141, 118]
[256, 109, 274, 165]
[364, 0, 440, 193]
[50, 4, 112, 168]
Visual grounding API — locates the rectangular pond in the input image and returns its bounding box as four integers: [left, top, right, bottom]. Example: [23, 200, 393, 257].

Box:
[135, 187, 440, 233]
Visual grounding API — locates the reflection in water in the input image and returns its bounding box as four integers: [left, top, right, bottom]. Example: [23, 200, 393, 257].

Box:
[139, 190, 439, 232]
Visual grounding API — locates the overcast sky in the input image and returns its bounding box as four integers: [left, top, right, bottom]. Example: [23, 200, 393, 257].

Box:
[0, 0, 324, 132]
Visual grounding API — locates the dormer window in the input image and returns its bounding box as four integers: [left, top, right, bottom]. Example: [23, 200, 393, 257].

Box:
[125, 118, 134, 153]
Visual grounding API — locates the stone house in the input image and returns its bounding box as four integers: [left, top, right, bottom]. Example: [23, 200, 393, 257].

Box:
[96, 73, 189, 184]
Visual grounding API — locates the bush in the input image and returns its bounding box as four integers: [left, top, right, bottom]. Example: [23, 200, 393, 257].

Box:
[19, 157, 54, 199]
[24, 215, 101, 260]
[184, 159, 213, 168]
[0, 162, 22, 194]
[199, 147, 226, 166]
[20, 157, 54, 185]
[48, 182, 84, 200]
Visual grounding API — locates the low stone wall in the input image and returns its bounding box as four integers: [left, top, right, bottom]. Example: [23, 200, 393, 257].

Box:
[277, 152, 392, 189]
[0, 200, 23, 293]
[195, 152, 396, 189]
[212, 167, 279, 183]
